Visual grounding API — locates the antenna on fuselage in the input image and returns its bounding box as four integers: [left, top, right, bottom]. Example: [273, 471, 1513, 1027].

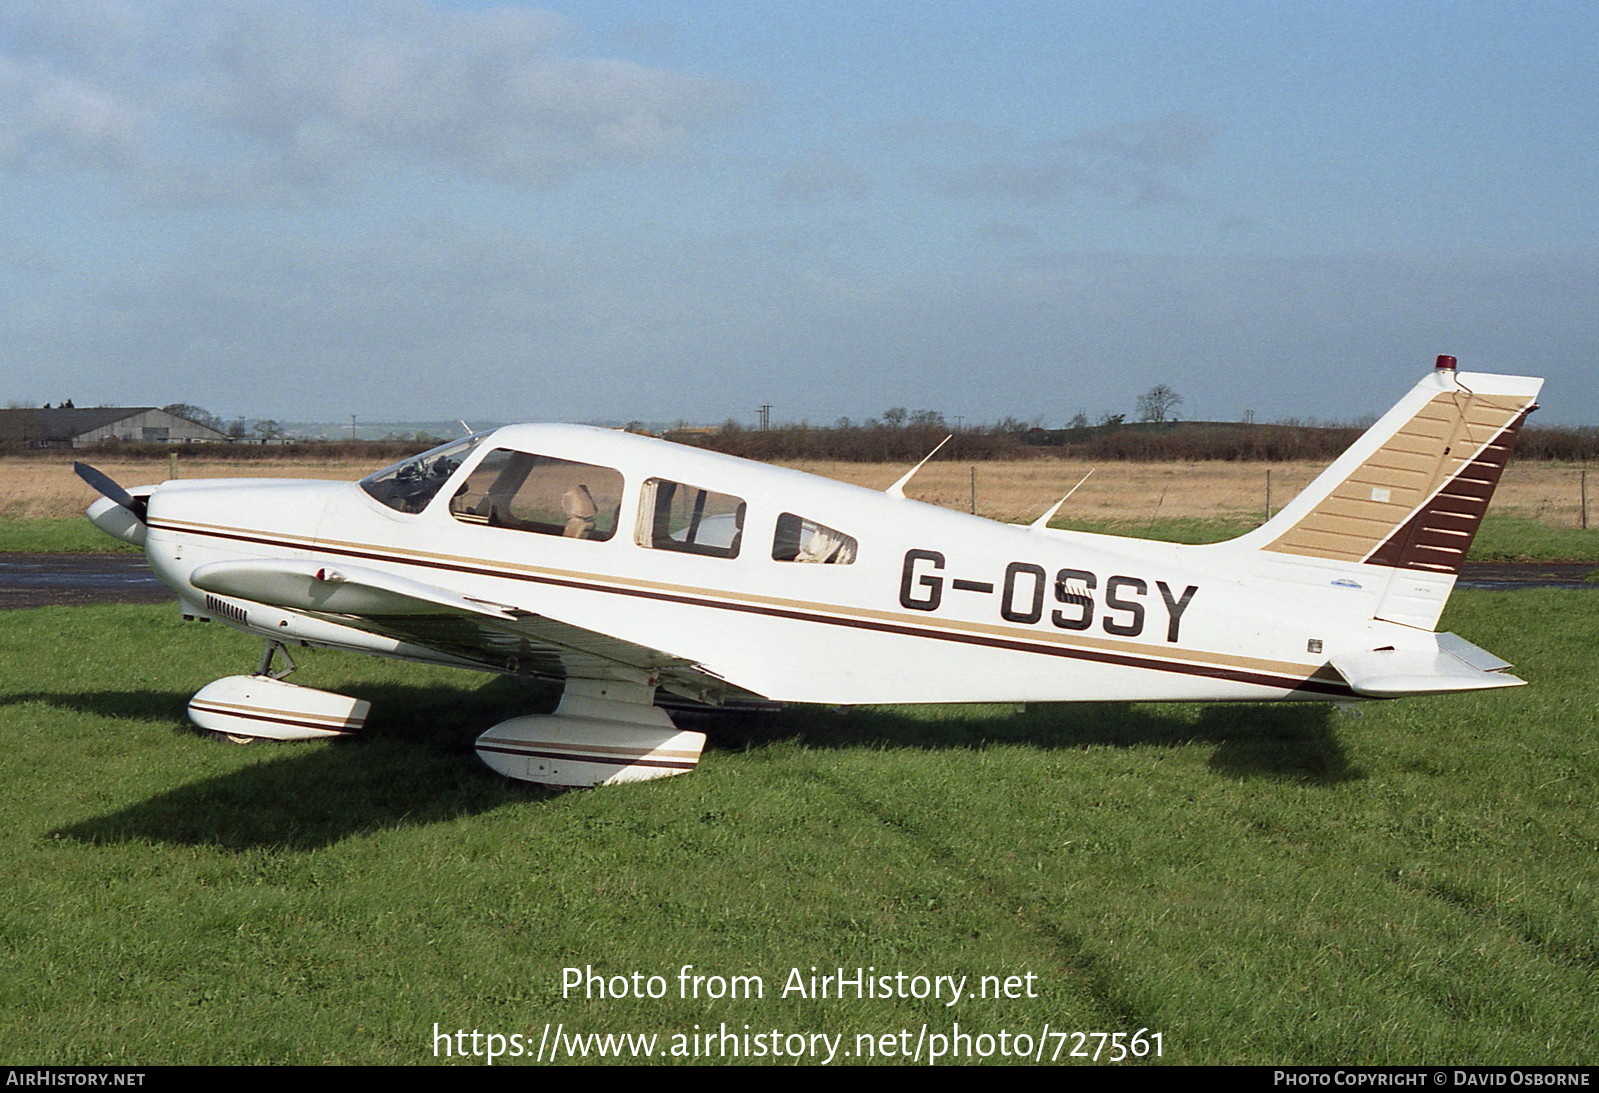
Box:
[457, 419, 473, 436]
[1029, 469, 1095, 532]
[885, 435, 952, 499]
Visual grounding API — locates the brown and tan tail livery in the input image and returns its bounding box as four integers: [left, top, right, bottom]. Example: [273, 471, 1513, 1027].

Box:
[1248, 365, 1542, 575]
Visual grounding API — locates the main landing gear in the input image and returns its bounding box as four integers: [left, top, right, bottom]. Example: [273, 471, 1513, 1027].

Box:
[185, 645, 705, 787]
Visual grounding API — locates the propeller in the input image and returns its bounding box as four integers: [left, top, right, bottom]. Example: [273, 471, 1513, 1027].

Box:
[74, 461, 148, 522]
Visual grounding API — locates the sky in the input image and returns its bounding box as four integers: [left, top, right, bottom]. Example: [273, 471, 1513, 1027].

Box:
[1, 0, 1595, 428]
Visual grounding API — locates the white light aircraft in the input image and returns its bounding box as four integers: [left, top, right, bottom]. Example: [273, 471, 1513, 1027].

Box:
[79, 356, 1540, 787]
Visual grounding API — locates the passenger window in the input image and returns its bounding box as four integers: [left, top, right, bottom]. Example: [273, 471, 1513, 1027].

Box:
[449, 449, 623, 541]
[772, 513, 857, 564]
[637, 478, 745, 558]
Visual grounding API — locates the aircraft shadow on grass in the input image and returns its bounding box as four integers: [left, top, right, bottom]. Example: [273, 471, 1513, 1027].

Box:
[35, 678, 1356, 853]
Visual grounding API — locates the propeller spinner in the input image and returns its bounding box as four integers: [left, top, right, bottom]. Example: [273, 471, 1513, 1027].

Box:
[75, 462, 151, 546]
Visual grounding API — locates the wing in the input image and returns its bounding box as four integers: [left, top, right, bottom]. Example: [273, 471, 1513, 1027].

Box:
[188, 558, 756, 704]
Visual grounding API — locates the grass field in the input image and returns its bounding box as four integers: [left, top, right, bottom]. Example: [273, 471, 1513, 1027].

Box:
[1, 592, 1594, 1065]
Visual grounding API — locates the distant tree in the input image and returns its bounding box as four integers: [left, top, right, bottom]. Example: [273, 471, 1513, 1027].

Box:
[1136, 384, 1183, 423]
[253, 419, 283, 442]
[908, 408, 945, 427]
[881, 407, 908, 428]
[226, 417, 248, 440]
[1098, 412, 1126, 427]
[163, 403, 222, 430]
[1067, 411, 1090, 429]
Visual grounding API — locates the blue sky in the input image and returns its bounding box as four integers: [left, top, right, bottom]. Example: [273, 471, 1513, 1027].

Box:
[1, 0, 1594, 427]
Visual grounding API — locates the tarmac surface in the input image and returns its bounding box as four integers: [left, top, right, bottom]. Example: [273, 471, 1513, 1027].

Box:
[1, 553, 1593, 611]
[1, 552, 171, 610]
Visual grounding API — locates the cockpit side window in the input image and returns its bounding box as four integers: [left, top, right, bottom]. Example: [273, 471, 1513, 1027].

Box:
[637, 478, 745, 558]
[449, 449, 623, 541]
[360, 435, 485, 514]
[772, 513, 857, 564]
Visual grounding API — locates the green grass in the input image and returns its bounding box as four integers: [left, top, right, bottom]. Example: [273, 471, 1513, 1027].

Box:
[0, 594, 1595, 1064]
[0, 517, 139, 552]
[1055, 515, 1260, 544]
[1466, 517, 1599, 563]
[1057, 514, 1599, 562]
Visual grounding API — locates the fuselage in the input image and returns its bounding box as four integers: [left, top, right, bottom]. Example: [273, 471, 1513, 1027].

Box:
[119, 423, 1413, 706]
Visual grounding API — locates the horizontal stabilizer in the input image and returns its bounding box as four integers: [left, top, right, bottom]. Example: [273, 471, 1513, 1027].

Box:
[1330, 633, 1525, 697]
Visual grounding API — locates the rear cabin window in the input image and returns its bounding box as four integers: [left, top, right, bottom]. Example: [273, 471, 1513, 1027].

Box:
[772, 513, 857, 564]
[637, 478, 745, 558]
[449, 449, 623, 541]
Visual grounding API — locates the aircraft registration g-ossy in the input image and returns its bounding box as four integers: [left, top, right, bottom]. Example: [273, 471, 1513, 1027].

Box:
[79, 356, 1539, 788]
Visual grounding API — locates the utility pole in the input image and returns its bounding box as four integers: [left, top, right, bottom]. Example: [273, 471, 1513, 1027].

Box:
[756, 404, 771, 430]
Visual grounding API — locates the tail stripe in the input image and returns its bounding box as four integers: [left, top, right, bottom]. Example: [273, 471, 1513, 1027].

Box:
[1263, 391, 1532, 569]
[1365, 408, 1529, 573]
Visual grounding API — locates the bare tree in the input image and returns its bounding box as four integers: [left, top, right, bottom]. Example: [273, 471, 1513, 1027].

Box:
[1136, 384, 1183, 423]
[163, 403, 222, 430]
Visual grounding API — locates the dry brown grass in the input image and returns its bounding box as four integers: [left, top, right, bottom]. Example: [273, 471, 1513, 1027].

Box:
[8, 451, 1591, 529]
[0, 455, 389, 520]
[783, 458, 1593, 528]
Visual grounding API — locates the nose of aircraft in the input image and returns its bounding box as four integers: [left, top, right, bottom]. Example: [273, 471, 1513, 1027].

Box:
[76, 462, 156, 548]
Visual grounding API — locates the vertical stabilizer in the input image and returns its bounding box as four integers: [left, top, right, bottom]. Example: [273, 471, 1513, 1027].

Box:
[1230, 361, 1541, 630]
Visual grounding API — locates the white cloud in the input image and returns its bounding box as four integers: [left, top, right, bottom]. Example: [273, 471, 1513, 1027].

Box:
[0, 0, 752, 202]
[0, 57, 143, 169]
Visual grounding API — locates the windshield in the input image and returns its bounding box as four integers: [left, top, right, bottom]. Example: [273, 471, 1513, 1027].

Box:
[359, 434, 486, 514]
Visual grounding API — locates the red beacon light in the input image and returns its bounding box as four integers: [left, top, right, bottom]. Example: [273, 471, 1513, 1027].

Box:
[1435, 354, 1457, 370]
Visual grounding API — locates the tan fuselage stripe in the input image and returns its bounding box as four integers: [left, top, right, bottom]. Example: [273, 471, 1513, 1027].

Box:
[152, 519, 1354, 697]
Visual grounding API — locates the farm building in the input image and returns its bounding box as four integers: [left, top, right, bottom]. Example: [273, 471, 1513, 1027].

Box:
[0, 406, 230, 448]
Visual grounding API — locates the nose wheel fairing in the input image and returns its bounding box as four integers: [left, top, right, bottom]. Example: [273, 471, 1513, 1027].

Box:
[188, 673, 371, 742]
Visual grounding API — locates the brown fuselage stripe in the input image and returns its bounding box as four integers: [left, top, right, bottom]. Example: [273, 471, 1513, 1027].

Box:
[153, 521, 1356, 698]
[474, 743, 699, 770]
[189, 701, 362, 735]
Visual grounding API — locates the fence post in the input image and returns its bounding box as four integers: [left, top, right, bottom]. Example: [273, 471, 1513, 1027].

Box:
[970, 466, 977, 515]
